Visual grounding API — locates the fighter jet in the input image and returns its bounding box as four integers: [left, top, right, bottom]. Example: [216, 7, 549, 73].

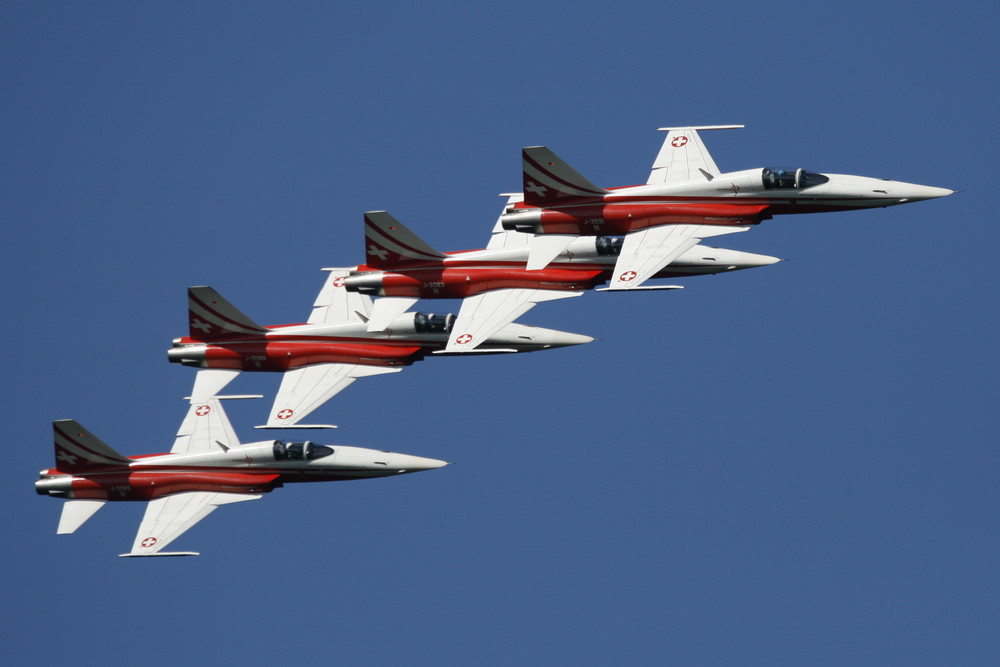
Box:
[345, 206, 780, 352]
[500, 125, 954, 289]
[168, 273, 592, 428]
[36, 396, 447, 556]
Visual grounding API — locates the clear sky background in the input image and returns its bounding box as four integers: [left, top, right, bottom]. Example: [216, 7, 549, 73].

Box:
[4, 2, 996, 664]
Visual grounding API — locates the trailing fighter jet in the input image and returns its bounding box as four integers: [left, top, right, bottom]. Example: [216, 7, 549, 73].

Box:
[345, 206, 780, 352]
[36, 396, 447, 557]
[168, 274, 592, 428]
[500, 125, 954, 289]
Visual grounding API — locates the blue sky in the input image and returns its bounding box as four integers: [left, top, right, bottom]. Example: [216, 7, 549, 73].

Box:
[4, 2, 996, 664]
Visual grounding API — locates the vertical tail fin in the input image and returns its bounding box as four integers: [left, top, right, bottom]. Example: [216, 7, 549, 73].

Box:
[521, 146, 608, 207]
[363, 211, 447, 268]
[187, 286, 269, 339]
[52, 420, 131, 472]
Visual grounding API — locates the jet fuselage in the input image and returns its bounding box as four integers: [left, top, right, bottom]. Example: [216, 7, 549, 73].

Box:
[344, 237, 779, 299]
[502, 168, 953, 236]
[37, 439, 447, 502]
[168, 315, 593, 371]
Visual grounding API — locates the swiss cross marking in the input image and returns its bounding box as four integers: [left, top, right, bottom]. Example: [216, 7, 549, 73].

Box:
[57, 450, 79, 465]
[191, 318, 213, 333]
[368, 245, 389, 261]
[455, 333, 474, 345]
[332, 277, 346, 287]
[276, 409, 294, 420]
[141, 537, 158, 548]
[619, 271, 638, 282]
[195, 405, 211, 416]
[524, 181, 549, 197]
[671, 136, 689, 148]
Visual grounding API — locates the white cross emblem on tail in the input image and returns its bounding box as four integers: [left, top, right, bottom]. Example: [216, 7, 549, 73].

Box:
[525, 181, 548, 197]
[191, 318, 213, 334]
[368, 245, 389, 261]
[57, 450, 79, 465]
[141, 537, 158, 548]
[276, 409, 294, 420]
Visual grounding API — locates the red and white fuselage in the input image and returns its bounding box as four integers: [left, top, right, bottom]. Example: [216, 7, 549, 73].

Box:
[37, 439, 444, 502]
[168, 311, 592, 372]
[343, 235, 778, 299]
[501, 167, 954, 237]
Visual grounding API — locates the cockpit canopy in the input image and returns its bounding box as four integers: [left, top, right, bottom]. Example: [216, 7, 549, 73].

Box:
[273, 440, 335, 461]
[762, 168, 829, 190]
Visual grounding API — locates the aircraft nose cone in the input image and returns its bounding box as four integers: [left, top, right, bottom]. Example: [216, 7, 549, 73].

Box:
[891, 182, 955, 202]
[388, 454, 450, 473]
[551, 331, 596, 347]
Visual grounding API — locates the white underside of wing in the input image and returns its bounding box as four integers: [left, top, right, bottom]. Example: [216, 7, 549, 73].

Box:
[526, 234, 577, 270]
[123, 492, 262, 556]
[171, 398, 240, 454]
[265, 363, 402, 427]
[445, 288, 583, 352]
[487, 194, 530, 250]
[367, 297, 419, 332]
[309, 269, 372, 325]
[608, 224, 750, 290]
[188, 369, 240, 404]
[647, 126, 743, 184]
[57, 499, 106, 534]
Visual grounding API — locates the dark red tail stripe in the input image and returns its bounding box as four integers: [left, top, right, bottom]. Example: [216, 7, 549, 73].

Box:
[189, 291, 266, 333]
[364, 219, 442, 263]
[54, 426, 129, 465]
[523, 151, 605, 196]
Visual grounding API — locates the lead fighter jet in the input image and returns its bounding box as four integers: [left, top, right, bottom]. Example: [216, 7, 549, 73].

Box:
[501, 125, 954, 290]
[37, 396, 447, 556]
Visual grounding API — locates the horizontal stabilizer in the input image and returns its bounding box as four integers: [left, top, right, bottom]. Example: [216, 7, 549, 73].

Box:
[57, 500, 106, 534]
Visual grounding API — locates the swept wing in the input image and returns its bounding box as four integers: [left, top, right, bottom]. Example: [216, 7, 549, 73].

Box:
[445, 288, 583, 352]
[263, 363, 401, 428]
[120, 492, 263, 557]
[647, 125, 743, 185]
[606, 224, 750, 291]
